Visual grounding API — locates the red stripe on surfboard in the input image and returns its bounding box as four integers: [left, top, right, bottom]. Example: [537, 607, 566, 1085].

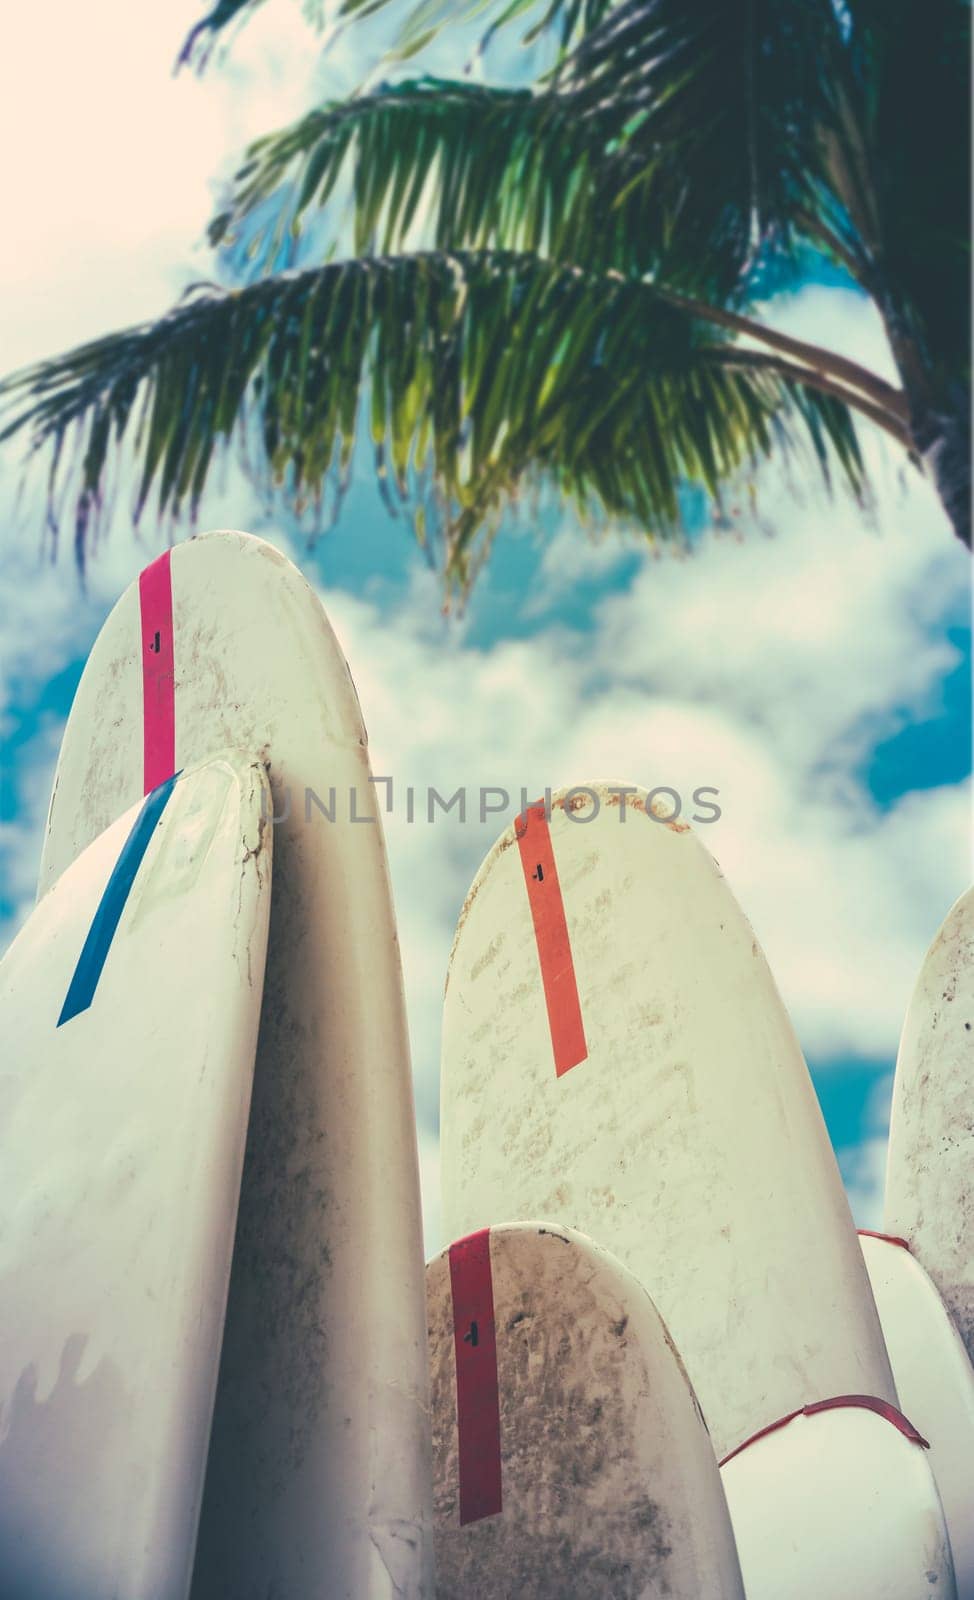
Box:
[858, 1228, 912, 1251]
[139, 551, 175, 794]
[449, 1229, 502, 1525]
[719, 1394, 929, 1467]
[515, 803, 587, 1076]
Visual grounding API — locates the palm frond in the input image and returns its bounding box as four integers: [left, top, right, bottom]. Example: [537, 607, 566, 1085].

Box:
[0, 251, 871, 590]
[210, 77, 650, 268]
[556, 0, 844, 297]
[228, 1, 853, 300]
[212, 80, 535, 250]
[179, 0, 615, 73]
[178, 0, 270, 70]
[335, 0, 617, 62]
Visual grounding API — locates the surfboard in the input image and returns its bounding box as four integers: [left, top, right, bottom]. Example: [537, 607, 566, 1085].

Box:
[440, 783, 894, 1460]
[428, 1221, 745, 1600]
[885, 886, 974, 1366]
[860, 1230, 974, 1599]
[719, 1396, 957, 1599]
[0, 753, 271, 1600]
[37, 532, 432, 1599]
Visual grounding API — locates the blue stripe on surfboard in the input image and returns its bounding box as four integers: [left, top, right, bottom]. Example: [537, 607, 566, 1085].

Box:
[58, 773, 180, 1027]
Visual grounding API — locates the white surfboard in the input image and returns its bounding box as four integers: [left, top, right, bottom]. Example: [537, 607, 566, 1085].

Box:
[720, 1396, 957, 1599]
[860, 1230, 974, 1598]
[37, 532, 432, 1599]
[0, 753, 271, 1600]
[886, 886, 974, 1365]
[441, 783, 894, 1460]
[428, 1221, 745, 1600]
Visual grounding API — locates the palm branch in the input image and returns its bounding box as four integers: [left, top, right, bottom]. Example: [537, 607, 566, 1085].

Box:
[178, 0, 614, 72]
[1, 252, 887, 586]
[208, 77, 670, 282]
[3, 0, 966, 574]
[198, 0, 970, 545]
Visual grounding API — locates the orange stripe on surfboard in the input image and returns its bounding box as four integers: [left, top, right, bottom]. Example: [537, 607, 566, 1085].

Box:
[516, 802, 587, 1077]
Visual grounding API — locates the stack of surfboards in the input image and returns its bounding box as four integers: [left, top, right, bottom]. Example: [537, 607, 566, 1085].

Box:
[1, 530, 971, 1598]
[0, 533, 433, 1598]
[873, 884, 974, 1598]
[435, 785, 970, 1598]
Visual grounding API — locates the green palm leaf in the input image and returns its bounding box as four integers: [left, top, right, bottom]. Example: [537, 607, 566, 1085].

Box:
[1, 250, 881, 587]
[556, 0, 846, 297]
[209, 77, 652, 270]
[178, 0, 614, 71]
[206, 5, 863, 305]
[335, 0, 616, 59]
[178, 0, 270, 70]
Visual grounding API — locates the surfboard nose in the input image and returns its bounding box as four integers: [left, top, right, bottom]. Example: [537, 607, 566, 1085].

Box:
[720, 1397, 957, 1599]
[860, 1230, 974, 1598]
[428, 1221, 745, 1600]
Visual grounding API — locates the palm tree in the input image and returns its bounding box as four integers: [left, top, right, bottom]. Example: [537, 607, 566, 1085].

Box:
[1, 0, 968, 590]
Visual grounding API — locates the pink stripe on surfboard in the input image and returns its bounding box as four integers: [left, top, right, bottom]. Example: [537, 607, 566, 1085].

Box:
[449, 1229, 503, 1525]
[139, 551, 175, 793]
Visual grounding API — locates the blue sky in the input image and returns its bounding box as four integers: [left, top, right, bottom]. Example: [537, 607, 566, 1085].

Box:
[1, 0, 971, 1252]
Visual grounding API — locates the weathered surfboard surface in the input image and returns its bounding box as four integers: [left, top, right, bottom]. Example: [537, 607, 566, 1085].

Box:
[886, 886, 974, 1364]
[441, 783, 894, 1460]
[428, 1223, 745, 1600]
[0, 754, 271, 1600]
[38, 531, 432, 1599]
[720, 1399, 957, 1600]
[861, 1231, 974, 1599]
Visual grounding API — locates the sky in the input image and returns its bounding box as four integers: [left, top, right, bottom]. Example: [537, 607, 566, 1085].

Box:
[1, 0, 971, 1257]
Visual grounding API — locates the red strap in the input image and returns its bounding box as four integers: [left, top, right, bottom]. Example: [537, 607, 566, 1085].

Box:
[719, 1394, 929, 1466]
[858, 1229, 912, 1251]
[449, 1229, 503, 1525]
[515, 804, 587, 1077]
[139, 551, 175, 794]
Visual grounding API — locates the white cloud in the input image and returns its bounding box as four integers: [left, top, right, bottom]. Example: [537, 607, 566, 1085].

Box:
[839, 1073, 895, 1228]
[417, 1123, 443, 1262]
[754, 283, 902, 387]
[530, 523, 636, 608]
[0, 0, 519, 377]
[0, 0, 330, 371]
[840, 1136, 888, 1230]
